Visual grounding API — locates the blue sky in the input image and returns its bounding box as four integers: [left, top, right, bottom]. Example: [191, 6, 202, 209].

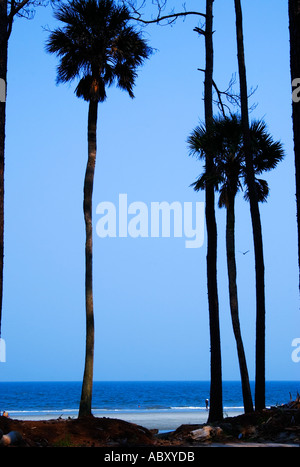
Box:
[1, 0, 299, 382]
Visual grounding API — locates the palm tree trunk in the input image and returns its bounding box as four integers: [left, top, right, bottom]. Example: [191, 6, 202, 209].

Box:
[79, 99, 98, 418]
[234, 0, 266, 411]
[226, 194, 253, 414]
[289, 0, 300, 288]
[0, 0, 7, 339]
[205, 0, 223, 423]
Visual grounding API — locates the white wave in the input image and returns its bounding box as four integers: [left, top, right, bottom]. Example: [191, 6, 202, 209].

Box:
[170, 406, 204, 410]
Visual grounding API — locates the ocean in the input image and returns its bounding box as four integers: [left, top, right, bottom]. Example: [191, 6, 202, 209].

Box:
[0, 381, 299, 431]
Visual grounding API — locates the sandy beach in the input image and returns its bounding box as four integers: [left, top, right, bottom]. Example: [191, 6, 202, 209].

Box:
[88, 409, 243, 432]
[7, 408, 244, 432]
[0, 400, 299, 448]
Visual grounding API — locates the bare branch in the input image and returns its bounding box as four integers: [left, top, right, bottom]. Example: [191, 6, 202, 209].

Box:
[212, 79, 228, 118]
[194, 26, 206, 36]
[125, 0, 205, 26]
[198, 68, 258, 116]
[7, 0, 31, 37]
[131, 10, 206, 25]
[7, 0, 59, 39]
[9, 0, 31, 17]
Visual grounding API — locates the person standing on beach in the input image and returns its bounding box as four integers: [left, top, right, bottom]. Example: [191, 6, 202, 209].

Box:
[205, 399, 209, 410]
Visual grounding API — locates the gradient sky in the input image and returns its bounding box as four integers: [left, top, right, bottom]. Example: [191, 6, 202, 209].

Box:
[1, 0, 299, 382]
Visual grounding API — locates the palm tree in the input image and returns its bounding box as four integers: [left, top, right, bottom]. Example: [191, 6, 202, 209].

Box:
[289, 0, 300, 288]
[188, 114, 284, 413]
[46, 0, 151, 418]
[234, 0, 266, 411]
[203, 0, 223, 424]
[0, 0, 58, 339]
[0, 0, 8, 340]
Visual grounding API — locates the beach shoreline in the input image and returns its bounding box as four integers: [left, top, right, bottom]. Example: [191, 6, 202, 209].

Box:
[7, 408, 245, 432]
[0, 400, 299, 447]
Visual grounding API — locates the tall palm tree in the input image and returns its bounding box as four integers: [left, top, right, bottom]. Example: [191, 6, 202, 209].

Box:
[234, 0, 266, 411]
[0, 0, 58, 340]
[203, 0, 223, 424]
[289, 0, 300, 288]
[0, 0, 8, 340]
[188, 114, 284, 413]
[46, 0, 151, 417]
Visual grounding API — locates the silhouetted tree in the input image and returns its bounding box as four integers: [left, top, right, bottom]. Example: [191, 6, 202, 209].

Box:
[46, 0, 151, 417]
[188, 114, 284, 414]
[202, 0, 223, 423]
[0, 0, 8, 340]
[234, 0, 266, 411]
[289, 0, 300, 287]
[126, 0, 223, 422]
[0, 0, 56, 338]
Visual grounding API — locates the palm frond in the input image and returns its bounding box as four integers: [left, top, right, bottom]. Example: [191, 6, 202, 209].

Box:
[190, 173, 207, 192]
[187, 121, 219, 160]
[250, 119, 285, 174]
[75, 75, 106, 101]
[244, 178, 269, 203]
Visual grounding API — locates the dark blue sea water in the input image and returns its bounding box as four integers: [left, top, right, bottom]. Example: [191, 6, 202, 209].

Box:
[0, 381, 298, 423]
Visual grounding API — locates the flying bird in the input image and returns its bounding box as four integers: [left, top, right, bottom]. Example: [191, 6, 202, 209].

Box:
[239, 250, 249, 255]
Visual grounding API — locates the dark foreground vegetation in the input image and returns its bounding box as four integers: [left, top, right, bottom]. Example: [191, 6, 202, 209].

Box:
[0, 398, 299, 447]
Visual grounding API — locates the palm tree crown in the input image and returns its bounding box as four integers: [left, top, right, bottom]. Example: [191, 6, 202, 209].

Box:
[188, 114, 284, 205]
[46, 0, 152, 102]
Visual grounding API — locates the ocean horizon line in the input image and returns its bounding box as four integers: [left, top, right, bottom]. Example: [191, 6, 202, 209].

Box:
[1, 379, 299, 384]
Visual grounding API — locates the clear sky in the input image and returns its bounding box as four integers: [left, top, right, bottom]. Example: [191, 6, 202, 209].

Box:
[1, 0, 299, 382]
